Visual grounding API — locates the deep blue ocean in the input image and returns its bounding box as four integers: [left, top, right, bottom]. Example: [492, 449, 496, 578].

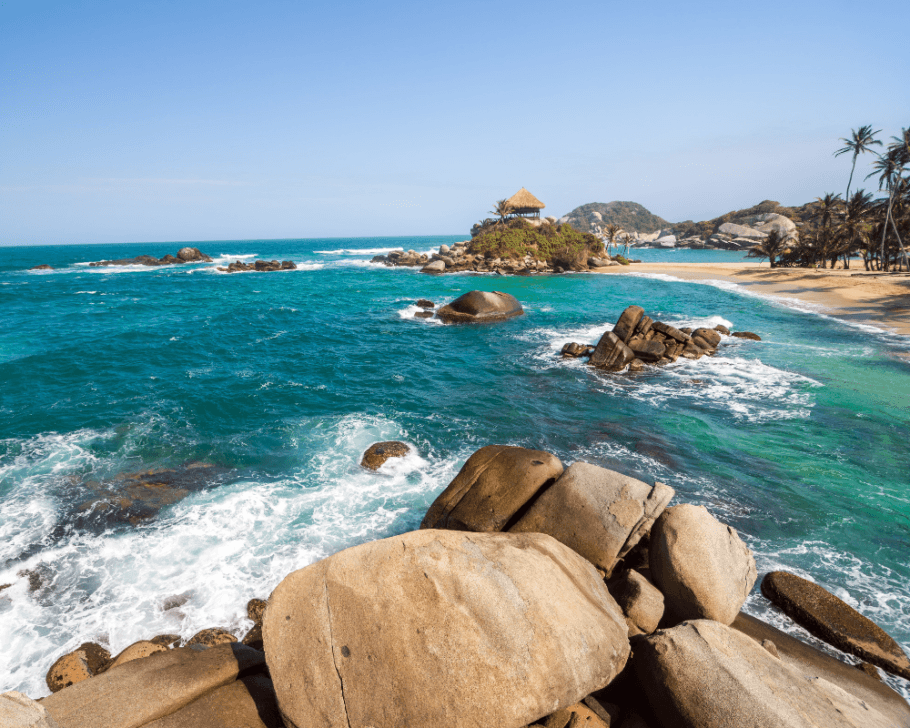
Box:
[1, 237, 909, 699]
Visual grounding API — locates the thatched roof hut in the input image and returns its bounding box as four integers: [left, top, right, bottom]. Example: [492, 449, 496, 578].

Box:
[506, 188, 545, 218]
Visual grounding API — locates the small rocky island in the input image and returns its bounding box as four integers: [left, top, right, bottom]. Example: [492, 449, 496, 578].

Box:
[16, 443, 910, 728]
[89, 247, 213, 267]
[216, 260, 297, 273]
[562, 304, 761, 372]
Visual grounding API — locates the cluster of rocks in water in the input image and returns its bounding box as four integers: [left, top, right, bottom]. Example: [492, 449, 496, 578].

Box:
[372, 243, 630, 275]
[12, 443, 910, 728]
[562, 304, 762, 372]
[216, 260, 297, 273]
[89, 247, 213, 268]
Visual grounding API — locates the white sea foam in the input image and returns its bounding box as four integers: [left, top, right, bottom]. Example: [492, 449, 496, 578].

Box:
[315, 247, 401, 256]
[397, 305, 443, 324]
[0, 414, 464, 698]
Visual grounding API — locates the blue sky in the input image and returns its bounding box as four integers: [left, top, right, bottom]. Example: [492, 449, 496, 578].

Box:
[2, 0, 908, 244]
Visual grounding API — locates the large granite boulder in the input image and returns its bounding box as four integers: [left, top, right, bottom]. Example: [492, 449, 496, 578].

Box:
[436, 290, 524, 323]
[509, 462, 674, 577]
[761, 571, 910, 680]
[716, 222, 767, 239]
[649, 504, 756, 625]
[589, 332, 635, 372]
[42, 643, 265, 728]
[107, 640, 168, 672]
[263, 530, 630, 728]
[634, 620, 894, 728]
[421, 445, 563, 531]
[0, 691, 62, 728]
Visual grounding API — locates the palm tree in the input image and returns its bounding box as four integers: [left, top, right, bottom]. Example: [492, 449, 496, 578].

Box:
[490, 199, 513, 227]
[835, 126, 881, 215]
[747, 229, 788, 268]
[603, 224, 623, 254]
[835, 190, 874, 269]
[813, 193, 843, 267]
[867, 140, 909, 269]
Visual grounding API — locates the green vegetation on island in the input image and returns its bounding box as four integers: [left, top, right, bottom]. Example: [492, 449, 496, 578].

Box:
[469, 215, 604, 270]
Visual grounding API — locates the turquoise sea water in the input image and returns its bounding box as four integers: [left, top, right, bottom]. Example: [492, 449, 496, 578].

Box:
[1, 238, 909, 699]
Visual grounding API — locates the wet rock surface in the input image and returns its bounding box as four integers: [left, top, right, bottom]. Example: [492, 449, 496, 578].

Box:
[762, 570, 910, 680]
[360, 440, 410, 470]
[573, 305, 754, 372]
[436, 290, 524, 323]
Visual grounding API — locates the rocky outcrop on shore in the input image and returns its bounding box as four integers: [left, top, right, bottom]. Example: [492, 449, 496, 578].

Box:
[216, 260, 297, 273]
[560, 304, 757, 372]
[371, 242, 623, 275]
[89, 247, 213, 267]
[17, 443, 910, 728]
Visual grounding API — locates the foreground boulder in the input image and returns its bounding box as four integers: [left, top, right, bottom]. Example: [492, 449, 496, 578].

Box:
[421, 445, 564, 531]
[761, 570, 910, 680]
[649, 504, 756, 625]
[509, 463, 674, 577]
[634, 620, 894, 728]
[360, 441, 410, 470]
[141, 675, 282, 728]
[263, 530, 630, 728]
[1, 691, 62, 727]
[436, 290, 524, 323]
[42, 643, 265, 728]
[610, 569, 665, 636]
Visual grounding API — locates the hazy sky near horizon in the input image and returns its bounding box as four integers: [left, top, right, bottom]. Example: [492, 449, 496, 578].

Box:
[2, 0, 908, 245]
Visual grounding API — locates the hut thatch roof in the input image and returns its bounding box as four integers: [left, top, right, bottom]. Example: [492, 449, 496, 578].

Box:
[506, 188, 545, 210]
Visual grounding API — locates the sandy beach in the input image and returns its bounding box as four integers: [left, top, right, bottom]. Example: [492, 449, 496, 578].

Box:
[598, 262, 910, 337]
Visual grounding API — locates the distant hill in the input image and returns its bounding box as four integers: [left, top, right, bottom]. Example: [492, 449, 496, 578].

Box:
[560, 201, 671, 234]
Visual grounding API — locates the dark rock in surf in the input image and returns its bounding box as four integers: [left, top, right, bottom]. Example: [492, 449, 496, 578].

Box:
[416, 299, 435, 309]
[436, 291, 524, 324]
[612, 306, 644, 343]
[361, 441, 410, 470]
[89, 247, 212, 267]
[46, 642, 111, 692]
[732, 331, 762, 340]
[761, 570, 910, 681]
[561, 342, 594, 358]
[29, 264, 54, 270]
[589, 332, 635, 372]
[185, 628, 238, 649]
[414, 311, 434, 319]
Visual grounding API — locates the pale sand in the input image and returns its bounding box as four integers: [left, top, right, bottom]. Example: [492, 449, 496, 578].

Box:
[595, 262, 910, 337]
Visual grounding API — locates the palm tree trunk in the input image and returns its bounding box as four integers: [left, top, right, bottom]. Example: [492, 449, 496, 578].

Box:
[845, 154, 857, 221]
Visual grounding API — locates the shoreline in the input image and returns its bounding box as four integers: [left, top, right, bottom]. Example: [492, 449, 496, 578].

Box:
[596, 262, 910, 337]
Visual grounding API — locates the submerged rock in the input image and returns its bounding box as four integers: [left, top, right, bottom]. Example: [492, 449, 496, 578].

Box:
[732, 331, 762, 340]
[360, 441, 410, 470]
[436, 290, 524, 323]
[761, 570, 910, 680]
[263, 530, 630, 728]
[29, 264, 54, 270]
